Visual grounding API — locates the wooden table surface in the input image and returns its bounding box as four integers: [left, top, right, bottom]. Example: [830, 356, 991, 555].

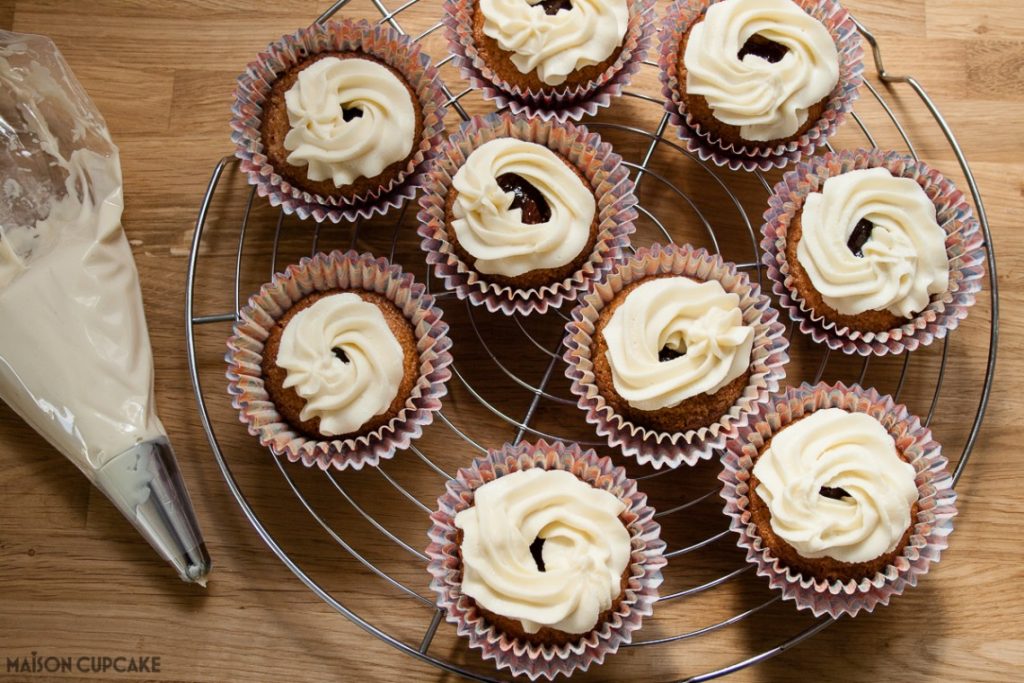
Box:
[1, 1, 1021, 681]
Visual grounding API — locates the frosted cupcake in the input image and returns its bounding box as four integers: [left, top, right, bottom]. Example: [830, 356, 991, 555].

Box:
[427, 440, 665, 678]
[761, 149, 986, 355]
[564, 244, 788, 468]
[785, 167, 949, 333]
[418, 113, 636, 315]
[232, 20, 448, 222]
[445, 0, 657, 120]
[226, 251, 453, 470]
[658, 0, 862, 170]
[720, 383, 957, 617]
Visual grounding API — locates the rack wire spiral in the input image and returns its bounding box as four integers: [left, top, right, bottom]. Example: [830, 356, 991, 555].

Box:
[185, 0, 998, 680]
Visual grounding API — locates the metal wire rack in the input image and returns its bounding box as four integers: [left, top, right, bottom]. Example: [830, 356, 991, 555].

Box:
[185, 1, 998, 680]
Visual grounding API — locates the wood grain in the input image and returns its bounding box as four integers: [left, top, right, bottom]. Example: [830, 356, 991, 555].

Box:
[1, 1, 1022, 682]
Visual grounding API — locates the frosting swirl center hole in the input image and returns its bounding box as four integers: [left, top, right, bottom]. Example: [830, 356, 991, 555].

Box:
[737, 34, 789, 64]
[340, 105, 363, 122]
[819, 485, 851, 500]
[331, 346, 350, 364]
[846, 218, 875, 257]
[535, 0, 573, 16]
[658, 345, 685, 362]
[496, 173, 552, 224]
[529, 536, 546, 572]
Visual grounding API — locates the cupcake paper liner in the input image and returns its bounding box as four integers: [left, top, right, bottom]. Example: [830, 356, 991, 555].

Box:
[426, 439, 666, 680]
[225, 250, 453, 470]
[761, 149, 986, 356]
[719, 382, 957, 618]
[444, 0, 657, 121]
[417, 112, 637, 316]
[231, 19, 449, 223]
[657, 0, 864, 172]
[563, 243, 789, 468]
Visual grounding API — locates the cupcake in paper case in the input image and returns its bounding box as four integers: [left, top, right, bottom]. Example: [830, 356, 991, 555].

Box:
[761, 148, 986, 356]
[719, 382, 957, 618]
[231, 19, 449, 223]
[658, 0, 863, 171]
[417, 112, 637, 316]
[563, 243, 788, 469]
[426, 439, 666, 680]
[225, 250, 453, 470]
[443, 0, 657, 121]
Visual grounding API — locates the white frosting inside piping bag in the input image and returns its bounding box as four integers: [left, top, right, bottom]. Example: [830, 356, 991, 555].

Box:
[796, 168, 950, 318]
[283, 56, 416, 187]
[603, 277, 753, 411]
[451, 138, 595, 279]
[753, 408, 919, 564]
[276, 293, 405, 436]
[479, 0, 629, 87]
[455, 469, 631, 634]
[683, 0, 839, 142]
[0, 42, 166, 471]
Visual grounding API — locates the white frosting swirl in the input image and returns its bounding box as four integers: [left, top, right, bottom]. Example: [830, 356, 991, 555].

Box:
[276, 293, 405, 436]
[796, 168, 950, 318]
[479, 0, 629, 86]
[451, 138, 595, 278]
[603, 277, 754, 411]
[283, 56, 416, 187]
[683, 0, 839, 141]
[753, 408, 919, 564]
[454, 468, 631, 634]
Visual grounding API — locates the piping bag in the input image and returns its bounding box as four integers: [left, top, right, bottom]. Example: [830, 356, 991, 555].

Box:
[0, 31, 211, 584]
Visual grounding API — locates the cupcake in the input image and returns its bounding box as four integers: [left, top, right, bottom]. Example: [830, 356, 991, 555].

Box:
[762, 149, 986, 355]
[658, 0, 863, 170]
[232, 20, 448, 222]
[445, 0, 657, 120]
[720, 383, 957, 617]
[260, 53, 423, 203]
[426, 439, 665, 679]
[785, 167, 949, 334]
[226, 250, 453, 470]
[564, 244, 788, 469]
[418, 113, 636, 315]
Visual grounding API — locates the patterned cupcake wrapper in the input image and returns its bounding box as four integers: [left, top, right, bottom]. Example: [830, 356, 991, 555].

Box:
[657, 0, 864, 172]
[563, 243, 789, 469]
[761, 148, 986, 356]
[426, 439, 666, 680]
[417, 112, 637, 316]
[230, 19, 449, 223]
[225, 250, 453, 470]
[444, 0, 657, 122]
[719, 382, 957, 618]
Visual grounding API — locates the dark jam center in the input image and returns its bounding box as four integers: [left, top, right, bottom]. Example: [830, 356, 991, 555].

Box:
[332, 347, 350, 364]
[847, 218, 875, 257]
[537, 0, 573, 15]
[341, 105, 363, 122]
[819, 486, 851, 500]
[497, 173, 552, 224]
[529, 537, 546, 572]
[659, 346, 685, 362]
[738, 34, 789, 64]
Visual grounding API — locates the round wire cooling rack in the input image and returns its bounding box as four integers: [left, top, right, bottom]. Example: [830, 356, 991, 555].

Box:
[185, 1, 999, 680]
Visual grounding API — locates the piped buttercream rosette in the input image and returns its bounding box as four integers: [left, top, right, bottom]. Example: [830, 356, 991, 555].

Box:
[761, 148, 986, 355]
[426, 439, 666, 680]
[657, 0, 863, 171]
[225, 250, 453, 470]
[443, 0, 657, 121]
[563, 243, 789, 468]
[719, 382, 957, 617]
[418, 113, 637, 316]
[231, 19, 449, 222]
